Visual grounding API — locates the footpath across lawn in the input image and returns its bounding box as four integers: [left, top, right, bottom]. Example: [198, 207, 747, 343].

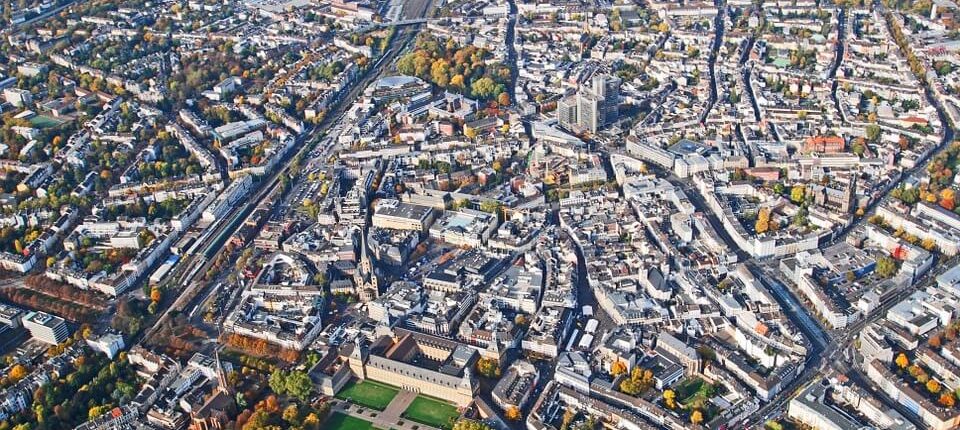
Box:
[335, 379, 399, 410]
[402, 395, 460, 429]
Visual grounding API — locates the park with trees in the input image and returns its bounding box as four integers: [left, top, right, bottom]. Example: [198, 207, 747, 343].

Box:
[0, 348, 141, 430]
[396, 34, 511, 101]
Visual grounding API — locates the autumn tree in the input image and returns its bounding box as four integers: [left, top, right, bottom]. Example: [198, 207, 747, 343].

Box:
[262, 394, 280, 413]
[876, 256, 899, 278]
[928, 379, 942, 394]
[303, 412, 321, 430]
[452, 419, 493, 430]
[691, 409, 704, 426]
[611, 360, 627, 376]
[476, 357, 501, 379]
[908, 364, 923, 378]
[895, 352, 909, 369]
[560, 408, 576, 430]
[755, 207, 771, 234]
[8, 364, 27, 381]
[505, 405, 521, 420]
[663, 389, 676, 409]
[790, 185, 806, 203]
[940, 189, 956, 211]
[282, 404, 300, 425]
[851, 138, 866, 156]
[619, 367, 647, 396]
[431, 59, 450, 87]
[642, 369, 654, 384]
[765, 421, 784, 430]
[940, 392, 956, 408]
[512, 314, 528, 327]
[471, 77, 500, 99]
[88, 405, 111, 420]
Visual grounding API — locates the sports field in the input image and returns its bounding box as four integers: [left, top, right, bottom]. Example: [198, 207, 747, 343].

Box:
[29, 115, 63, 128]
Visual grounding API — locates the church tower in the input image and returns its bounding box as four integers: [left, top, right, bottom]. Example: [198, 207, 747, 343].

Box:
[842, 174, 857, 214]
[354, 229, 379, 302]
[213, 324, 233, 396]
[214, 348, 232, 396]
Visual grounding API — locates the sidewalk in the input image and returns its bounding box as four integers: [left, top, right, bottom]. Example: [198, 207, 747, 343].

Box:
[380, 390, 418, 423]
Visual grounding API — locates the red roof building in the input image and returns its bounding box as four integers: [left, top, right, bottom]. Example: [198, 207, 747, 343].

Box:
[802, 135, 845, 154]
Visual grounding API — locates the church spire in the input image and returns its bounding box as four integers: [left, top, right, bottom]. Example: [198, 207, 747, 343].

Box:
[360, 226, 370, 268]
[355, 227, 378, 302]
[214, 322, 232, 395]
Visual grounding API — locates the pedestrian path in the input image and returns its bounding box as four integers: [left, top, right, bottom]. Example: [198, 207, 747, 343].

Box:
[330, 392, 442, 430]
[380, 390, 418, 424]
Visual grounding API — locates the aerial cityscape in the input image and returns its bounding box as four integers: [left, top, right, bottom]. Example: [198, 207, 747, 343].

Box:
[3, 0, 960, 429]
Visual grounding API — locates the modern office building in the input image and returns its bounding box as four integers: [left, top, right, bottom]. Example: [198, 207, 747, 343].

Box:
[557, 97, 578, 130]
[576, 92, 601, 134]
[555, 73, 620, 134]
[0, 303, 24, 328]
[22, 312, 69, 345]
[591, 73, 621, 125]
[371, 199, 436, 232]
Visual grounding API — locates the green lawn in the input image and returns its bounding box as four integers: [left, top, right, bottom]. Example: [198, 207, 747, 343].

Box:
[28, 115, 63, 129]
[675, 377, 706, 402]
[336, 379, 399, 410]
[402, 396, 460, 429]
[325, 412, 375, 430]
[676, 377, 722, 420]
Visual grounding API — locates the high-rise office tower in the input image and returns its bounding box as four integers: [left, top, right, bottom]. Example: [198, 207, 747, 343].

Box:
[577, 92, 601, 134]
[592, 73, 621, 125]
[554, 73, 621, 134]
[557, 96, 579, 131]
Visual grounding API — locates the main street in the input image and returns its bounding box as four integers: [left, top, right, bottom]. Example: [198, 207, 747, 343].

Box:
[700, 0, 727, 124]
[505, 0, 519, 103]
[829, 8, 848, 123]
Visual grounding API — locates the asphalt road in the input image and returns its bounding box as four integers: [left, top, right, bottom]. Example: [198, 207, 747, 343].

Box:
[700, 0, 727, 124]
[829, 8, 848, 122]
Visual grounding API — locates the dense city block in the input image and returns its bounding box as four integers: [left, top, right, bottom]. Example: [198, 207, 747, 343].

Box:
[2, 0, 960, 429]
